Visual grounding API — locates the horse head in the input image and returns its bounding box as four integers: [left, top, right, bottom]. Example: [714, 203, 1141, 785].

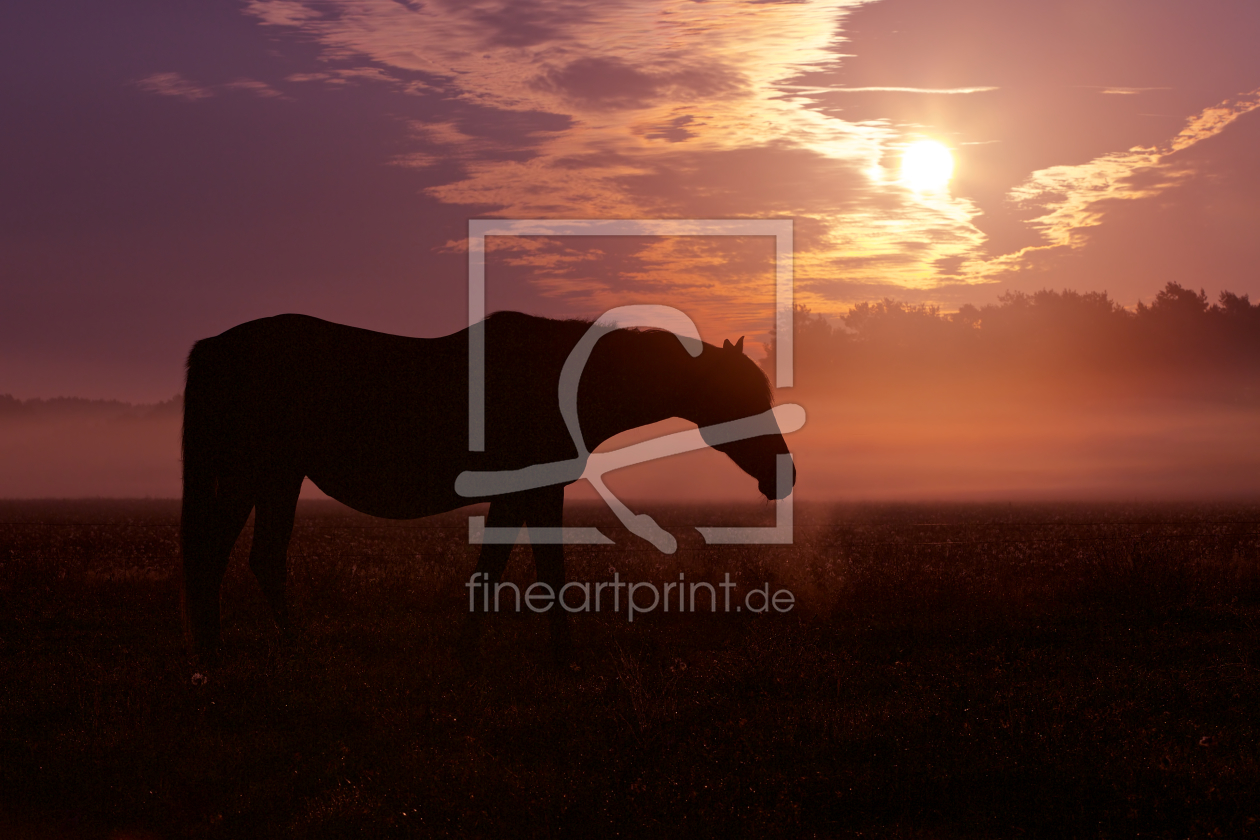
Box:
[688, 336, 796, 501]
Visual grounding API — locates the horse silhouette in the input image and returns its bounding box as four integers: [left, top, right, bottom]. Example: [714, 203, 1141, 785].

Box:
[180, 311, 795, 660]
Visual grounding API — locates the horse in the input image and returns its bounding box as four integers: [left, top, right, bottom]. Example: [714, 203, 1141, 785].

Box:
[180, 311, 795, 661]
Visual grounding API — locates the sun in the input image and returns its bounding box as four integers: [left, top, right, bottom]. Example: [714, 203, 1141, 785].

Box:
[901, 140, 954, 191]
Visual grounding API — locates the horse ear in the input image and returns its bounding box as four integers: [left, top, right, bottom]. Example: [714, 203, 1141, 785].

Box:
[721, 337, 746, 354]
[735, 336, 744, 354]
[722, 338, 734, 351]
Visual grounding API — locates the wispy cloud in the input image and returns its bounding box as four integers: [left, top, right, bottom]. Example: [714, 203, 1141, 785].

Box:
[793, 86, 999, 94]
[135, 72, 215, 101]
[244, 0, 325, 27]
[978, 90, 1260, 276]
[224, 78, 286, 98]
[135, 72, 288, 101]
[1080, 86, 1174, 96]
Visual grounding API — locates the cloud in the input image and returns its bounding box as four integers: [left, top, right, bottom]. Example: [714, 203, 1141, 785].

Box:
[638, 115, 699, 143]
[135, 72, 289, 101]
[239, 0, 993, 308]
[135, 72, 214, 101]
[976, 90, 1260, 278]
[795, 86, 999, 94]
[972, 103, 1260, 304]
[538, 56, 746, 111]
[224, 79, 286, 99]
[1081, 86, 1175, 96]
[236, 0, 1260, 323]
[243, 0, 326, 27]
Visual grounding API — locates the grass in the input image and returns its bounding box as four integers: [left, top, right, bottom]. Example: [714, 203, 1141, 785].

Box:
[0, 499, 1258, 838]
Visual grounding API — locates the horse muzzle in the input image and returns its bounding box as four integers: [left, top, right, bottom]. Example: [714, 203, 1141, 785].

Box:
[759, 462, 796, 501]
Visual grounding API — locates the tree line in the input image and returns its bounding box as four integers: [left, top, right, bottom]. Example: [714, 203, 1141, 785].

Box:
[762, 283, 1260, 392]
[0, 394, 183, 420]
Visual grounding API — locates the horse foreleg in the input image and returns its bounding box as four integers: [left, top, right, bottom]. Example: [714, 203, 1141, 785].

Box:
[248, 472, 304, 638]
[525, 488, 572, 664]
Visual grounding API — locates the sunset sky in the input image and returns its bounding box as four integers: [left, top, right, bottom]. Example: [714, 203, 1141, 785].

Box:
[4, 0, 1260, 403]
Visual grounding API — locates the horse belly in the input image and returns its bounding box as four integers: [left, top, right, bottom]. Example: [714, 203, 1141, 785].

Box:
[306, 474, 458, 520]
[303, 422, 468, 520]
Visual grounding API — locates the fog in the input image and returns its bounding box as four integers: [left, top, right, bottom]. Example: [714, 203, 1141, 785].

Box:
[4, 284, 1259, 502]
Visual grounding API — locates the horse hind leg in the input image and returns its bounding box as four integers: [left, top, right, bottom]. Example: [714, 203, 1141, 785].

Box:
[182, 480, 253, 661]
[248, 472, 304, 637]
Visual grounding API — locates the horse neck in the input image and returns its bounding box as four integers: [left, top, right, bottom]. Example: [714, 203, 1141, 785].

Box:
[580, 331, 702, 447]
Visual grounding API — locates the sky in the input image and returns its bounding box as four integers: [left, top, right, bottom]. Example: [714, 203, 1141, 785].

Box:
[3, 0, 1260, 405]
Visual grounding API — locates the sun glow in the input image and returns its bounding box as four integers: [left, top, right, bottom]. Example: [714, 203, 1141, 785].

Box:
[901, 140, 954, 191]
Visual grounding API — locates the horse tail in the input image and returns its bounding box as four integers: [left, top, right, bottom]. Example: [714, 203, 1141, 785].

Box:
[180, 336, 232, 656]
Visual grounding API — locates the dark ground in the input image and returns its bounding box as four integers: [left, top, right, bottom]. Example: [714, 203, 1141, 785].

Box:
[0, 499, 1257, 839]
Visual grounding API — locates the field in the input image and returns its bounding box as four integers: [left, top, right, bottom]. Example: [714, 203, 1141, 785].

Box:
[1, 499, 1258, 839]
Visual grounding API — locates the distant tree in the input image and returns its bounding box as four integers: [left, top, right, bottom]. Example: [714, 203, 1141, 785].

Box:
[952, 303, 982, 328]
[1138, 282, 1209, 319]
[1218, 290, 1251, 315]
[761, 304, 840, 384]
[1216, 290, 1260, 323]
[844, 299, 945, 344]
[0, 394, 28, 418]
[966, 289, 1134, 368]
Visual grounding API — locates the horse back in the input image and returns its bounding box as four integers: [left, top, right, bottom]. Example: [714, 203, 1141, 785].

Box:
[183, 313, 585, 516]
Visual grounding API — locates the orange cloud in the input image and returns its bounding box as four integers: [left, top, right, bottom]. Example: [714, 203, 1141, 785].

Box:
[974, 90, 1260, 282]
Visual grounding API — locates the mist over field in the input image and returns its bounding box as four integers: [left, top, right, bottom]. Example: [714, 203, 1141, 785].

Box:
[4, 282, 1259, 502]
[0, 395, 183, 498]
[763, 283, 1260, 501]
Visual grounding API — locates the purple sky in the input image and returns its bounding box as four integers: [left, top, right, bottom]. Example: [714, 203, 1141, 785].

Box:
[3, 0, 1259, 401]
